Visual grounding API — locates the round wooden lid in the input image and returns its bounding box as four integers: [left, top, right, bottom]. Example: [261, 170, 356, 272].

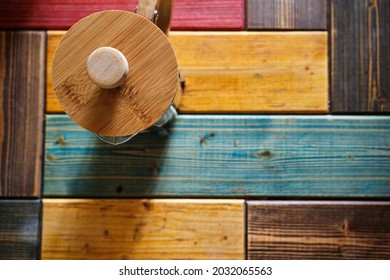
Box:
[52, 10, 178, 136]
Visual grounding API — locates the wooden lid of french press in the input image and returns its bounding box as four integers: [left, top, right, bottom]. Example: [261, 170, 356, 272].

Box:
[52, 9, 178, 136]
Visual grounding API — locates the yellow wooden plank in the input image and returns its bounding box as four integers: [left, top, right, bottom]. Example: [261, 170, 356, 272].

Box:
[41, 199, 245, 260]
[46, 31, 328, 113]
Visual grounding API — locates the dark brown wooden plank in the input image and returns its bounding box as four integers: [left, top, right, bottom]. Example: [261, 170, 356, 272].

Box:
[248, 201, 390, 259]
[0, 0, 244, 31]
[247, 0, 327, 30]
[331, 0, 390, 112]
[0, 32, 45, 197]
[0, 200, 40, 260]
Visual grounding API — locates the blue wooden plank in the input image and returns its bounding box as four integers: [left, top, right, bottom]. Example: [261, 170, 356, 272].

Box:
[44, 115, 390, 198]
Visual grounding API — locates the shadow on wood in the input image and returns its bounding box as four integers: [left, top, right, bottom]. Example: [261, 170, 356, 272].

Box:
[44, 116, 171, 197]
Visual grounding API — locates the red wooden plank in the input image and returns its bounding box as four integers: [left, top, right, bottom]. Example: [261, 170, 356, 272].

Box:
[0, 0, 135, 29]
[172, 0, 244, 30]
[0, 0, 244, 30]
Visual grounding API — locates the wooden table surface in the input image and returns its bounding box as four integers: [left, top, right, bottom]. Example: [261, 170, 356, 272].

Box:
[1, 0, 389, 260]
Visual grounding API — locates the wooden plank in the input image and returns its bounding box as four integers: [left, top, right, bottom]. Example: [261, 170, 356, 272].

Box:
[331, 0, 390, 112]
[0, 200, 40, 260]
[248, 201, 390, 259]
[47, 31, 63, 113]
[247, 0, 327, 30]
[41, 199, 245, 259]
[44, 115, 390, 198]
[172, 0, 244, 30]
[0, 0, 244, 30]
[0, 31, 45, 197]
[46, 31, 328, 113]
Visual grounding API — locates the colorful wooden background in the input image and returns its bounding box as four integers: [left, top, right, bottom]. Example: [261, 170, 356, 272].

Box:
[1, 0, 389, 260]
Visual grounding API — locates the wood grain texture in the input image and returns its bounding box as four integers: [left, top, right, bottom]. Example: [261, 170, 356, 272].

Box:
[331, 0, 390, 112]
[0, 200, 40, 260]
[47, 31, 65, 113]
[46, 31, 328, 113]
[52, 11, 178, 136]
[247, 0, 327, 30]
[44, 115, 390, 198]
[42, 199, 245, 259]
[248, 201, 390, 259]
[172, 0, 244, 30]
[0, 31, 44, 197]
[0, 0, 244, 30]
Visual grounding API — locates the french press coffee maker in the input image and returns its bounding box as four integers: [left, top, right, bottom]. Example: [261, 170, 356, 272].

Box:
[52, 0, 180, 145]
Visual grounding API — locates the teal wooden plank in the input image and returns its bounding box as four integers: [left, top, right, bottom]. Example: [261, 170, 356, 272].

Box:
[44, 115, 390, 198]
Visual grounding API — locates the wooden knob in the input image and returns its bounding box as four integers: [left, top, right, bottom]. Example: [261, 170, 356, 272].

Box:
[87, 47, 129, 89]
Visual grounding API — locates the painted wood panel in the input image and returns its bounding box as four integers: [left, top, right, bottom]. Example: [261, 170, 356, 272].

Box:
[42, 199, 244, 259]
[0, 200, 40, 260]
[248, 201, 390, 259]
[247, 0, 327, 30]
[46, 31, 63, 113]
[0, 31, 45, 197]
[331, 0, 390, 112]
[173, 0, 244, 30]
[0, 0, 244, 30]
[44, 115, 390, 198]
[46, 31, 328, 113]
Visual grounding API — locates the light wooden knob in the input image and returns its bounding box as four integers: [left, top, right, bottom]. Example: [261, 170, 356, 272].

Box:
[87, 47, 129, 89]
